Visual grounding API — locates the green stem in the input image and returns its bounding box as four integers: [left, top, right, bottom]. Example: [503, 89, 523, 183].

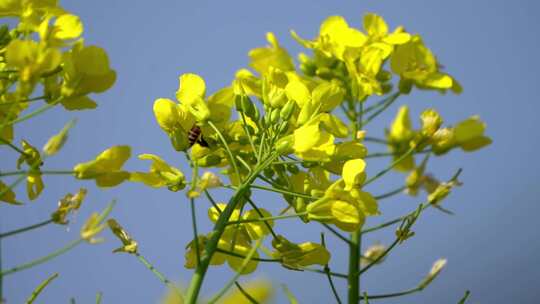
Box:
[363, 137, 388, 145]
[363, 143, 421, 187]
[0, 95, 47, 106]
[184, 154, 276, 303]
[361, 93, 399, 127]
[226, 212, 307, 226]
[208, 121, 241, 183]
[95, 292, 103, 304]
[135, 253, 183, 300]
[1, 238, 84, 276]
[0, 219, 53, 239]
[0, 170, 74, 178]
[0, 98, 62, 130]
[348, 231, 361, 304]
[207, 239, 262, 304]
[244, 196, 279, 239]
[234, 281, 259, 304]
[374, 186, 406, 200]
[361, 287, 421, 301]
[357, 237, 399, 276]
[321, 223, 353, 246]
[214, 248, 281, 263]
[0, 237, 3, 303]
[364, 149, 431, 159]
[250, 184, 316, 200]
[0, 137, 29, 156]
[26, 272, 59, 304]
[361, 202, 430, 235]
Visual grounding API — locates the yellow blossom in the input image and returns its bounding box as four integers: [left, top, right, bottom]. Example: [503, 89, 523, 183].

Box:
[129, 154, 186, 192]
[342, 159, 366, 191]
[307, 180, 378, 232]
[73, 145, 131, 187]
[249, 32, 294, 75]
[61, 43, 116, 110]
[271, 235, 330, 268]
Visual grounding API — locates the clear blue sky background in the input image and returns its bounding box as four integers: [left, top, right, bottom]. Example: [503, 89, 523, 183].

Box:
[1, 0, 539, 303]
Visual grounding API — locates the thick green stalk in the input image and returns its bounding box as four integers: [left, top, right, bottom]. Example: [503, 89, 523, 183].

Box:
[184, 155, 276, 303]
[348, 231, 361, 303]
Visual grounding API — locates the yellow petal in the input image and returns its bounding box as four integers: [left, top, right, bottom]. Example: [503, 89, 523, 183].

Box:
[363, 13, 388, 37]
[176, 73, 206, 103]
[54, 14, 83, 40]
[342, 159, 366, 190]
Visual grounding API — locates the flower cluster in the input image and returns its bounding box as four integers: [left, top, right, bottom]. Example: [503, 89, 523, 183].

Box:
[0, 0, 115, 203]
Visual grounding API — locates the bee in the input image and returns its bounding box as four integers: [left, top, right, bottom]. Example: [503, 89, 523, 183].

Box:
[188, 125, 209, 147]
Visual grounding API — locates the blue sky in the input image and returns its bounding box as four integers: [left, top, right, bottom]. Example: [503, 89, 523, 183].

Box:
[1, 1, 539, 303]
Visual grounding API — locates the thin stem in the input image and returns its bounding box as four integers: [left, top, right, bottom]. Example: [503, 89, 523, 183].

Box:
[0, 237, 3, 303]
[239, 112, 259, 163]
[204, 190, 221, 213]
[321, 223, 353, 246]
[0, 97, 62, 129]
[0, 137, 29, 156]
[135, 253, 183, 300]
[362, 94, 398, 115]
[0, 219, 53, 239]
[363, 143, 421, 187]
[357, 237, 399, 276]
[1, 238, 84, 276]
[325, 264, 342, 304]
[361, 203, 430, 235]
[244, 196, 279, 239]
[0, 170, 74, 178]
[190, 198, 200, 267]
[226, 212, 307, 226]
[361, 93, 400, 127]
[234, 281, 259, 304]
[250, 184, 316, 200]
[0, 95, 47, 106]
[364, 149, 431, 159]
[301, 267, 348, 279]
[458, 290, 471, 304]
[207, 239, 262, 304]
[363, 137, 388, 145]
[214, 248, 281, 263]
[374, 186, 406, 200]
[26, 272, 59, 304]
[361, 287, 421, 300]
[208, 121, 241, 183]
[321, 233, 342, 304]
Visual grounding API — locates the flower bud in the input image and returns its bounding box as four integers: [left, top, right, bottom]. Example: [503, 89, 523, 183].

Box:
[280, 99, 296, 121]
[418, 258, 447, 289]
[275, 135, 294, 155]
[270, 107, 280, 124]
